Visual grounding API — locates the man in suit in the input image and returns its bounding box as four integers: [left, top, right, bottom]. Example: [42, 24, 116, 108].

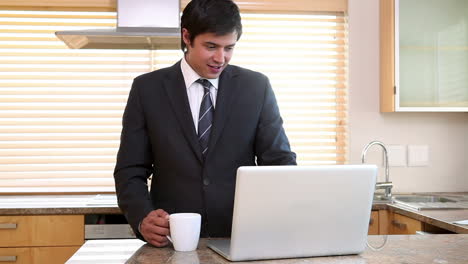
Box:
[114, 0, 296, 247]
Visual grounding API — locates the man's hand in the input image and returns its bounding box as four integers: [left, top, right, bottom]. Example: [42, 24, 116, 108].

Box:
[140, 209, 170, 247]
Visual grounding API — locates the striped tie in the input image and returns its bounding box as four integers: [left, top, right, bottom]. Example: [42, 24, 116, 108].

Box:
[196, 79, 214, 159]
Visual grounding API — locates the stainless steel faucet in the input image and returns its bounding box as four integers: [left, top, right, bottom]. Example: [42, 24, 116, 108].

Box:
[361, 141, 393, 199]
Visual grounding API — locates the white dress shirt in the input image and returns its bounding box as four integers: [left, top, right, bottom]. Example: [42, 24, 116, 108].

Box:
[137, 58, 220, 233]
[180, 57, 219, 133]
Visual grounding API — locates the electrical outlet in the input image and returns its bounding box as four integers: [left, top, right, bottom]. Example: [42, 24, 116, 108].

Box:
[408, 145, 429, 167]
[386, 145, 406, 167]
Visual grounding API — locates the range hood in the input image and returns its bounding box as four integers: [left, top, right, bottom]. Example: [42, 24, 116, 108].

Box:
[55, 0, 181, 50]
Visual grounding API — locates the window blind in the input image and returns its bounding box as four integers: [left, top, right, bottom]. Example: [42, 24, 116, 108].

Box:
[0, 10, 347, 193]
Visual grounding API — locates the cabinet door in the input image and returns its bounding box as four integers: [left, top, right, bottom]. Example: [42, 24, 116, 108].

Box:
[380, 0, 468, 112]
[390, 213, 423, 234]
[380, 0, 396, 112]
[0, 215, 84, 247]
[0, 248, 32, 264]
[0, 247, 79, 264]
[368, 211, 379, 235]
[32, 246, 81, 264]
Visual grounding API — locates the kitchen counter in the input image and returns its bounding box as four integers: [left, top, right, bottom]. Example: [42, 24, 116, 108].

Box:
[387, 204, 468, 234]
[0, 194, 467, 234]
[0, 194, 121, 215]
[386, 192, 468, 234]
[0, 195, 391, 214]
[66, 235, 468, 264]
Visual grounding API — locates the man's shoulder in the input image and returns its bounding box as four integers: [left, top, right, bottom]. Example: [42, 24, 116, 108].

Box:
[226, 64, 268, 81]
[134, 61, 180, 83]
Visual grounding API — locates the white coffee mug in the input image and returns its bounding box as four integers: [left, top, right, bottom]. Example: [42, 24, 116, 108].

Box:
[166, 213, 201, 251]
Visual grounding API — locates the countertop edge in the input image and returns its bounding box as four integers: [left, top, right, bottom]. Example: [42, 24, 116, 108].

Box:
[0, 207, 122, 215]
[1, 194, 467, 234]
[67, 235, 468, 264]
[387, 204, 468, 234]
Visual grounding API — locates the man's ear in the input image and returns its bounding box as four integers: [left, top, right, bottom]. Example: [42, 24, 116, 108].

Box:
[182, 28, 191, 47]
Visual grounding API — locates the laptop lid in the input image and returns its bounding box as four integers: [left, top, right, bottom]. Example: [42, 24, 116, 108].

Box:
[211, 165, 377, 261]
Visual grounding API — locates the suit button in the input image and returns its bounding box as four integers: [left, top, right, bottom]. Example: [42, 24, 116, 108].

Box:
[203, 178, 210, 185]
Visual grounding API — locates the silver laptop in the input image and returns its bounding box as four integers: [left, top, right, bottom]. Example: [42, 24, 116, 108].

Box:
[207, 165, 377, 261]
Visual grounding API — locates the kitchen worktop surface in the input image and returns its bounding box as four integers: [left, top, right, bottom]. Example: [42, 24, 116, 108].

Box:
[66, 234, 468, 264]
[0, 194, 121, 215]
[387, 204, 468, 234]
[0, 193, 467, 233]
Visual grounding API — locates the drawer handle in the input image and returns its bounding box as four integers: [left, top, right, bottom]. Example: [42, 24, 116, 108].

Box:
[391, 220, 407, 229]
[0, 223, 17, 229]
[0, 256, 17, 262]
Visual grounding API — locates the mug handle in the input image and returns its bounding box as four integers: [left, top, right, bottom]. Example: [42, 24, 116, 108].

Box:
[166, 217, 172, 243]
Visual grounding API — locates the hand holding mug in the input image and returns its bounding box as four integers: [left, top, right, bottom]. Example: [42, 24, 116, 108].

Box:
[140, 209, 170, 247]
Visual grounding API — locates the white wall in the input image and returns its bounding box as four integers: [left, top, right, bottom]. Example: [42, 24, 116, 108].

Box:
[348, 0, 468, 192]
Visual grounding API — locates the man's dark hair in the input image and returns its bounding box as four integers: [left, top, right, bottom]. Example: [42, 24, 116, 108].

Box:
[180, 0, 242, 52]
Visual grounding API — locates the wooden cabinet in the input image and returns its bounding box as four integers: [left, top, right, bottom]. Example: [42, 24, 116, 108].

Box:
[368, 211, 379, 235]
[32, 246, 82, 264]
[368, 210, 427, 235]
[0, 215, 84, 264]
[0, 248, 31, 264]
[389, 213, 423, 234]
[380, 0, 468, 112]
[369, 210, 454, 235]
[0, 246, 81, 264]
[368, 210, 392, 235]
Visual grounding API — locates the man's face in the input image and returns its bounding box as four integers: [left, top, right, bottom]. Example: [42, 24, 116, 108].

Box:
[183, 29, 237, 79]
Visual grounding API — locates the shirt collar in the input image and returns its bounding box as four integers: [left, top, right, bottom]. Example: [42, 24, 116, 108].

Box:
[181, 56, 219, 90]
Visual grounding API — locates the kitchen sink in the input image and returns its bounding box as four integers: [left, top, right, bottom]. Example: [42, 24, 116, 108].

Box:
[393, 194, 468, 210]
[394, 195, 457, 203]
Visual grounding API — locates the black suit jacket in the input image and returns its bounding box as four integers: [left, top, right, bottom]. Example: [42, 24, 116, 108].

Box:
[114, 61, 296, 239]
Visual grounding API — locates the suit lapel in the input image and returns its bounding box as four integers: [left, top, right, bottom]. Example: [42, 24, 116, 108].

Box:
[163, 62, 203, 163]
[207, 66, 238, 158]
